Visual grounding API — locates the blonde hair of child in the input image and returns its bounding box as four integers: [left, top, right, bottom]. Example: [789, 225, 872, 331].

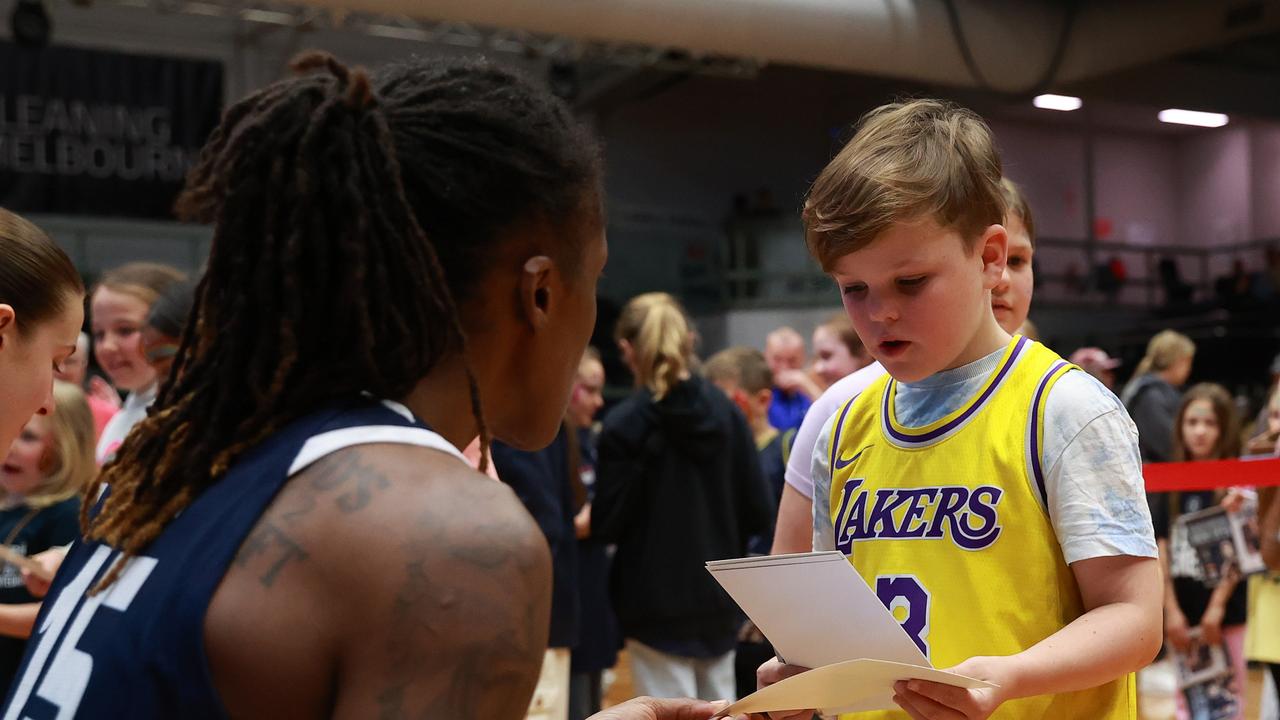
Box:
[803, 98, 1005, 271]
[27, 381, 97, 509]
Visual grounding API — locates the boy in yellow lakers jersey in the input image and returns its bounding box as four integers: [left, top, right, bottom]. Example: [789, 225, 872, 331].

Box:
[752, 100, 1161, 720]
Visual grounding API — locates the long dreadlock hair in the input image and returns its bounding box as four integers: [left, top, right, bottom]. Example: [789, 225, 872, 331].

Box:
[84, 52, 602, 591]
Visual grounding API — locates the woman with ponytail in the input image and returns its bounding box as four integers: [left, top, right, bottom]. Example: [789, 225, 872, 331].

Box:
[1121, 330, 1196, 462]
[592, 292, 775, 700]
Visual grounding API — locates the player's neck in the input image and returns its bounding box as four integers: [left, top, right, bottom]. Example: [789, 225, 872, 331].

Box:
[399, 355, 481, 451]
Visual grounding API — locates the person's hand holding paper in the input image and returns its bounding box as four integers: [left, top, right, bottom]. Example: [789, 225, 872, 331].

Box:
[705, 553, 993, 717]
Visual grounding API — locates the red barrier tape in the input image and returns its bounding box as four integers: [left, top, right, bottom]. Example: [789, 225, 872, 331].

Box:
[1143, 456, 1280, 493]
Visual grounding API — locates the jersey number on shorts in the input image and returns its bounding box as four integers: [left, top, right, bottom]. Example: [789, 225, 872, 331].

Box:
[4, 546, 157, 720]
[876, 575, 931, 659]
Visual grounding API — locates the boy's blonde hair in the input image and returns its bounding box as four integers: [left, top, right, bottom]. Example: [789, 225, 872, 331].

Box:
[615, 292, 695, 401]
[999, 177, 1035, 245]
[28, 381, 96, 509]
[704, 346, 773, 395]
[803, 99, 1005, 271]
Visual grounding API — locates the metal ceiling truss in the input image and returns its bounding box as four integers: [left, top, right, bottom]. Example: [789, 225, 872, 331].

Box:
[93, 0, 763, 77]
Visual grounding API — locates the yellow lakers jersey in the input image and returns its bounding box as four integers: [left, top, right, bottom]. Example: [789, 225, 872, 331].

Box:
[827, 335, 1136, 720]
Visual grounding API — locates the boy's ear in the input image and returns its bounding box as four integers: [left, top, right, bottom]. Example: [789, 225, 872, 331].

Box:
[978, 224, 1008, 290]
[752, 388, 774, 412]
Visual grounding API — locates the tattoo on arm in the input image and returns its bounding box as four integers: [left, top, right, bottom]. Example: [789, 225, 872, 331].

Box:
[374, 483, 549, 718]
[234, 521, 309, 588]
[237, 449, 397, 588]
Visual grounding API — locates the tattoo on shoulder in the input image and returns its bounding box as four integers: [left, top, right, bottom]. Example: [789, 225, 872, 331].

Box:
[234, 521, 309, 588]
[374, 498, 547, 717]
[235, 448, 395, 589]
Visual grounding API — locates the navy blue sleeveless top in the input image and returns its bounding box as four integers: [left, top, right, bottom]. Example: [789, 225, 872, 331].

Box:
[1, 398, 464, 719]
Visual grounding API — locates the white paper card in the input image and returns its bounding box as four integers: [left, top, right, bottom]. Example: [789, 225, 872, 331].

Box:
[707, 552, 927, 669]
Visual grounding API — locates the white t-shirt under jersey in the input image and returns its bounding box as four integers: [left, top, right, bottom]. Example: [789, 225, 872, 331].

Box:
[810, 346, 1157, 565]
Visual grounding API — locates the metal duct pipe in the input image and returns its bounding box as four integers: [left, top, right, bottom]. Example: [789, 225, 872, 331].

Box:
[295, 0, 1280, 90]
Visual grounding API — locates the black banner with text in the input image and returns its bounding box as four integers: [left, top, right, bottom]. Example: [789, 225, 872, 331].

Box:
[0, 42, 222, 218]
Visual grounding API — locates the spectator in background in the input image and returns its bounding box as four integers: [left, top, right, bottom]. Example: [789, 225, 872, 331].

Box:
[90, 262, 187, 464]
[703, 346, 789, 700]
[1070, 347, 1122, 392]
[567, 348, 620, 720]
[1249, 353, 1280, 447]
[1152, 384, 1248, 720]
[763, 327, 819, 432]
[703, 346, 787, 554]
[1121, 330, 1195, 463]
[141, 280, 196, 383]
[492, 394, 590, 719]
[810, 313, 870, 391]
[1246, 384, 1280, 456]
[54, 332, 118, 440]
[593, 293, 773, 701]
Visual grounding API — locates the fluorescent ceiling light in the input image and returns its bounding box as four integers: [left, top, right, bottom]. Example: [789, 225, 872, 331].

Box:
[1158, 109, 1229, 128]
[1033, 94, 1082, 111]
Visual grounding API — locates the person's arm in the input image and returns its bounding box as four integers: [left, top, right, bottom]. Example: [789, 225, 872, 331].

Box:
[1261, 486, 1280, 571]
[808, 413, 838, 552]
[894, 377, 1163, 717]
[1197, 566, 1240, 646]
[1157, 538, 1191, 652]
[775, 369, 822, 403]
[769, 485, 813, 555]
[0, 603, 40, 639]
[892, 555, 1161, 719]
[205, 444, 552, 719]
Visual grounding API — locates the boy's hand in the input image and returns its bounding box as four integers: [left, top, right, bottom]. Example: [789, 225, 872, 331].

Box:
[1164, 607, 1192, 652]
[742, 657, 814, 720]
[1199, 604, 1225, 646]
[892, 656, 1013, 720]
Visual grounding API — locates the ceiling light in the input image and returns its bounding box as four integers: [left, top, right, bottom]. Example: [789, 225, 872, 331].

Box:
[1032, 94, 1082, 112]
[1158, 109, 1229, 128]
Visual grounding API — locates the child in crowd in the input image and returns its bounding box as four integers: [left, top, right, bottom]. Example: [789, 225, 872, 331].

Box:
[758, 99, 1159, 719]
[91, 262, 186, 463]
[1155, 383, 1249, 720]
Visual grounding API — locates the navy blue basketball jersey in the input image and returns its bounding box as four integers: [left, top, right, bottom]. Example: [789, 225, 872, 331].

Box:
[1, 398, 465, 719]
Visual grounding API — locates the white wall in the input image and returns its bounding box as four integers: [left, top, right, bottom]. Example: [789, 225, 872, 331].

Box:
[1178, 125, 1252, 248]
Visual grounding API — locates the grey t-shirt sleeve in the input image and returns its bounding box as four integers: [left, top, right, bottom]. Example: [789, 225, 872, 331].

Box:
[811, 411, 839, 552]
[1041, 371, 1159, 563]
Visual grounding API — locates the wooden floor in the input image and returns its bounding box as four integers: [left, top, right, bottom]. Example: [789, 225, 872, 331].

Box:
[603, 650, 1272, 719]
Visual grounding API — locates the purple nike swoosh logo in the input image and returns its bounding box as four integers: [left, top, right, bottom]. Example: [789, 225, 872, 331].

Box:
[834, 446, 869, 470]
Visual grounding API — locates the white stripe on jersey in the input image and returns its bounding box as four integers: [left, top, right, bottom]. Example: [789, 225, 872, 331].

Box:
[288, 426, 467, 477]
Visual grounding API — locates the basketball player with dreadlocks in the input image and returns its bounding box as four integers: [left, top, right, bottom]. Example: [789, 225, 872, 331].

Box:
[1, 54, 725, 720]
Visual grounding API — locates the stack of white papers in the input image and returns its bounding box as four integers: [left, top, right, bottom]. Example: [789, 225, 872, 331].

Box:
[706, 552, 993, 715]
